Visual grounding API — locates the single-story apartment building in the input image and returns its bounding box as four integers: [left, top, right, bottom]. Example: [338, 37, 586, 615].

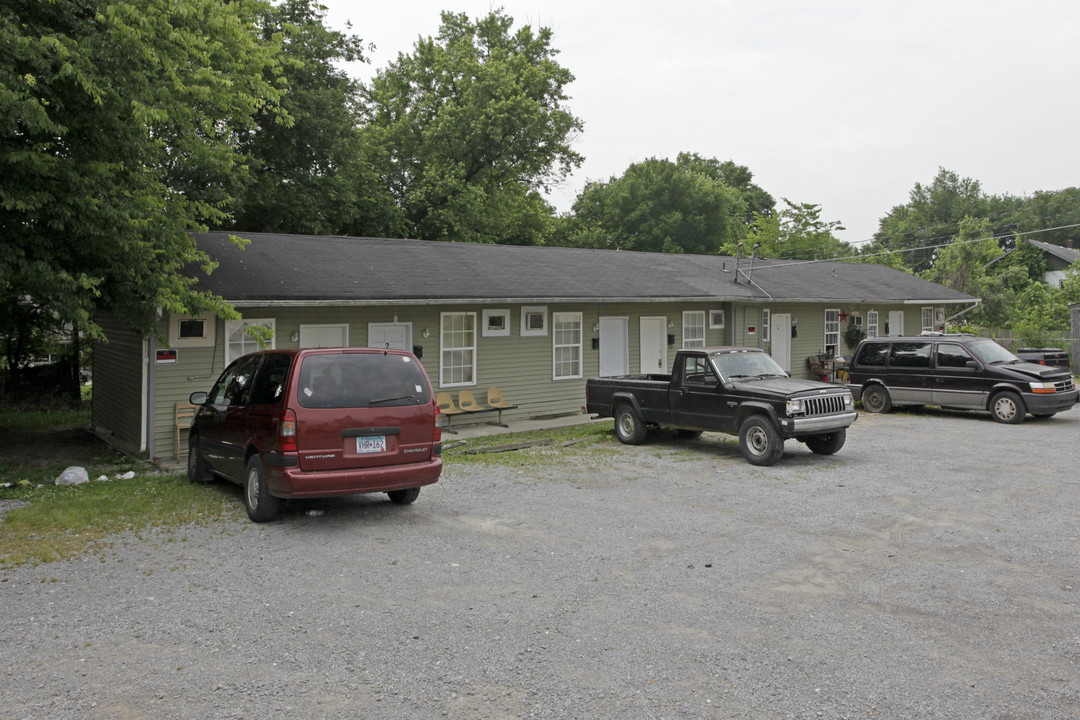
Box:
[91, 232, 977, 463]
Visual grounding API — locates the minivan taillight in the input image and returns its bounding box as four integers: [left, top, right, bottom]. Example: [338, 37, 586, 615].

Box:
[433, 403, 442, 445]
[280, 408, 298, 452]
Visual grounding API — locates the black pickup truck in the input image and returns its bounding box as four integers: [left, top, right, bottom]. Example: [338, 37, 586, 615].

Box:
[1015, 347, 1072, 371]
[585, 347, 857, 466]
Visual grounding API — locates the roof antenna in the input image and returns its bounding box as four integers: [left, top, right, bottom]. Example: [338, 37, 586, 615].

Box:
[733, 242, 743, 283]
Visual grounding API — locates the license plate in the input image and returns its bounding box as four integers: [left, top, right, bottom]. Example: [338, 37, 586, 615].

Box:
[356, 435, 386, 454]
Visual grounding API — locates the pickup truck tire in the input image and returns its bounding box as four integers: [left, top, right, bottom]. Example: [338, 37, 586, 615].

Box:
[803, 429, 846, 455]
[861, 384, 891, 414]
[614, 405, 648, 445]
[989, 391, 1025, 424]
[739, 415, 783, 466]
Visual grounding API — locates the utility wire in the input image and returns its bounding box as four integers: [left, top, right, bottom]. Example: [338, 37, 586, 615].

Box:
[754, 223, 1080, 270]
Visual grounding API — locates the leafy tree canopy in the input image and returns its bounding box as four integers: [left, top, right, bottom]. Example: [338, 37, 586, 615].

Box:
[674, 153, 775, 224]
[867, 167, 992, 273]
[1, 0, 286, 360]
[564, 156, 747, 254]
[727, 199, 849, 261]
[360, 9, 582, 244]
[226, 0, 403, 237]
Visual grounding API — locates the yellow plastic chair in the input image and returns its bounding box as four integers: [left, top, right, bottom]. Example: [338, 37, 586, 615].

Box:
[436, 392, 463, 433]
[486, 387, 517, 427]
[458, 389, 486, 413]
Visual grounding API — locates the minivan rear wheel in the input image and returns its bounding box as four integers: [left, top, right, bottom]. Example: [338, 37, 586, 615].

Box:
[989, 391, 1025, 424]
[244, 456, 281, 522]
[387, 487, 421, 505]
[861, 384, 892, 414]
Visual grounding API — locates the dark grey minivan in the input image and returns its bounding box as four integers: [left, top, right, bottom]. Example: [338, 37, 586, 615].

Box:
[848, 334, 1078, 423]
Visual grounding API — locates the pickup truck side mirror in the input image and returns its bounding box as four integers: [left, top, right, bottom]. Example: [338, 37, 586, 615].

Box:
[965, 360, 979, 369]
[189, 391, 208, 405]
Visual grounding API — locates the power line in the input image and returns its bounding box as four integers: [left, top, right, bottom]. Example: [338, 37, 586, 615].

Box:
[756, 223, 1080, 270]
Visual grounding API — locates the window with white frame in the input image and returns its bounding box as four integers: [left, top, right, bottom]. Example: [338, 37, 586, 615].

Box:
[440, 312, 476, 386]
[482, 309, 510, 337]
[169, 312, 215, 348]
[225, 319, 275, 364]
[520, 306, 548, 337]
[867, 310, 879, 339]
[922, 307, 934, 333]
[709, 309, 725, 328]
[552, 312, 582, 380]
[762, 309, 771, 342]
[682, 311, 705, 348]
[824, 309, 840, 355]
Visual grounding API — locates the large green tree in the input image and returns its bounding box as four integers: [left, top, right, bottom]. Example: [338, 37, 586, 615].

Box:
[1, 0, 285, 395]
[228, 0, 397, 236]
[675, 153, 775, 224]
[867, 168, 992, 273]
[360, 9, 582, 244]
[726, 199, 849, 261]
[565, 156, 747, 254]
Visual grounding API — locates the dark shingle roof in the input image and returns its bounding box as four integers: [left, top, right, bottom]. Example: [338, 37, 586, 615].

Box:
[1025, 238, 1080, 266]
[190, 232, 974, 305]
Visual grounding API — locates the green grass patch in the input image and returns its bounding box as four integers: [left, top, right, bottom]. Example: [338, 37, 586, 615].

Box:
[442, 421, 617, 467]
[0, 473, 240, 568]
[0, 406, 90, 432]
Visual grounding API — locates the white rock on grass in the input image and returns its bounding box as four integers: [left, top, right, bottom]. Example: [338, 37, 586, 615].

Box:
[55, 467, 90, 486]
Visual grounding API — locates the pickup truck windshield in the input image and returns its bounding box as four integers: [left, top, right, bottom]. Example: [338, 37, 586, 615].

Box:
[712, 352, 786, 379]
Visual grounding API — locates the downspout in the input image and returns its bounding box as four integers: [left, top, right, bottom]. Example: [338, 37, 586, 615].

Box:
[945, 300, 982, 328]
[144, 333, 155, 457]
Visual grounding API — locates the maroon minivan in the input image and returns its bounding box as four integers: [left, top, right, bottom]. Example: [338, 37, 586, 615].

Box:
[188, 348, 442, 522]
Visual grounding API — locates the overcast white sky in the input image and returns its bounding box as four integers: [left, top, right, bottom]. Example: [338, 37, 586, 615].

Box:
[321, 1, 1080, 246]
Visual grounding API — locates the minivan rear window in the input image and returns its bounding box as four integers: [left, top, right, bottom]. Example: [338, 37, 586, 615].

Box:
[298, 353, 432, 409]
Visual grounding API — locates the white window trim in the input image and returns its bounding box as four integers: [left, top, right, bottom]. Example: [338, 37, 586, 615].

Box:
[482, 309, 511, 337]
[168, 312, 216, 348]
[521, 305, 548, 337]
[709, 309, 725, 329]
[762, 309, 771, 342]
[552, 311, 583, 380]
[867, 310, 879, 339]
[682, 311, 706, 348]
[824, 309, 840, 354]
[922, 307, 935, 333]
[440, 311, 477, 387]
[225, 318, 275, 365]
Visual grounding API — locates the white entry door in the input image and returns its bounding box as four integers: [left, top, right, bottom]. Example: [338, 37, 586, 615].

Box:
[368, 323, 412, 351]
[599, 316, 629, 377]
[299, 324, 348, 348]
[771, 313, 792, 373]
[888, 311, 905, 337]
[640, 316, 668, 374]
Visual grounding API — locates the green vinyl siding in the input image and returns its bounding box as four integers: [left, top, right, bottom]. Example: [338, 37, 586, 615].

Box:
[133, 300, 944, 463]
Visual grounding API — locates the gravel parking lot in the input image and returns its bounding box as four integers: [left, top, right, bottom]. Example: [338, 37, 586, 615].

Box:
[2, 409, 1079, 719]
